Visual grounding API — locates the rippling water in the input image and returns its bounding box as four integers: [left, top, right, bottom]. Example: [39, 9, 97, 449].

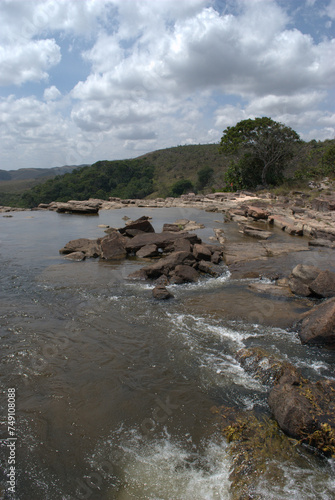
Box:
[0, 208, 335, 499]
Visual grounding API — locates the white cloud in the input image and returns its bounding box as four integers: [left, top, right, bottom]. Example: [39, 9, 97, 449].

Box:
[0, 39, 61, 86]
[43, 85, 61, 101]
[0, 0, 334, 170]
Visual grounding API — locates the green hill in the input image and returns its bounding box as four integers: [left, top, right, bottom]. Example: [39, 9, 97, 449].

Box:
[1, 139, 334, 208]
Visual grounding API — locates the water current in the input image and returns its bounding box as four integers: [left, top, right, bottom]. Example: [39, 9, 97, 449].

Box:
[0, 208, 334, 499]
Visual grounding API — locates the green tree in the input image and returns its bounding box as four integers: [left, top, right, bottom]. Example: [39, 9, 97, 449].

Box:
[169, 179, 193, 196]
[219, 117, 301, 188]
[196, 166, 214, 190]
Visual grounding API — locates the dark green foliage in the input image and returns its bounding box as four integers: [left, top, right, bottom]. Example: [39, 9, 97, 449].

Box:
[169, 179, 193, 196]
[219, 117, 301, 188]
[196, 166, 214, 191]
[293, 139, 335, 180]
[19, 159, 155, 208]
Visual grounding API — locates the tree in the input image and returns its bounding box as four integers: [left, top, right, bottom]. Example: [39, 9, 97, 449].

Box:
[196, 166, 214, 191]
[219, 117, 301, 187]
[169, 179, 193, 196]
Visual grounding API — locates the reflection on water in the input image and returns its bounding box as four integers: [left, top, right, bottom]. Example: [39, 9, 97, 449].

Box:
[0, 209, 335, 499]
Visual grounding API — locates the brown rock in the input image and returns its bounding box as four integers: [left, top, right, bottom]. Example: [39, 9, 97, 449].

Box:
[288, 264, 321, 297]
[311, 197, 335, 212]
[172, 238, 192, 253]
[197, 260, 222, 277]
[59, 238, 101, 258]
[100, 232, 127, 260]
[119, 216, 155, 236]
[269, 365, 335, 454]
[142, 251, 196, 279]
[172, 264, 199, 283]
[125, 232, 201, 254]
[309, 270, 335, 298]
[246, 206, 270, 220]
[152, 285, 174, 300]
[298, 297, 335, 347]
[136, 244, 158, 258]
[242, 226, 272, 239]
[211, 251, 221, 264]
[162, 223, 181, 232]
[193, 243, 212, 261]
[64, 251, 86, 261]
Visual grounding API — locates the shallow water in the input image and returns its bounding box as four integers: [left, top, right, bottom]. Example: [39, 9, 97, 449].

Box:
[0, 208, 334, 499]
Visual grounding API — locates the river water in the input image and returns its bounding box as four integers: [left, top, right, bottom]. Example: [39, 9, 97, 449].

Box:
[0, 208, 335, 500]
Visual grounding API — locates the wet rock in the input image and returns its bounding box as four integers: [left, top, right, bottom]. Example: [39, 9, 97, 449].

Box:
[64, 251, 86, 261]
[211, 251, 221, 264]
[152, 285, 174, 300]
[192, 243, 212, 261]
[197, 260, 222, 277]
[172, 238, 192, 253]
[135, 244, 158, 258]
[171, 264, 199, 283]
[309, 270, 335, 298]
[268, 365, 335, 455]
[297, 297, 335, 347]
[248, 281, 293, 298]
[236, 347, 284, 386]
[99, 232, 127, 260]
[59, 238, 101, 258]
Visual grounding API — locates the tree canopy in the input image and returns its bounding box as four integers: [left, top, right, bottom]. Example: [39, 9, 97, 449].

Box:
[219, 117, 301, 188]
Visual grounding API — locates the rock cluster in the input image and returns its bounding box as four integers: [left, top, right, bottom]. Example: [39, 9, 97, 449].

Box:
[59, 216, 224, 298]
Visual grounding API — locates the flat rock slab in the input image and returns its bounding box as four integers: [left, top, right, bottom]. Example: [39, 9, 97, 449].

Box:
[125, 231, 201, 253]
[222, 241, 309, 266]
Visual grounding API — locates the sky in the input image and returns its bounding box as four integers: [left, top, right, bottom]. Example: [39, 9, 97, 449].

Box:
[0, 0, 334, 170]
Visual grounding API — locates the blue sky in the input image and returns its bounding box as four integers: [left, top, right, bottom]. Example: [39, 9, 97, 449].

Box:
[0, 0, 334, 170]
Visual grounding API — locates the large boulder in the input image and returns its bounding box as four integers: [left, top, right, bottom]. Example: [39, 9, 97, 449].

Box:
[268, 365, 335, 455]
[136, 244, 158, 258]
[309, 270, 335, 298]
[59, 238, 101, 258]
[297, 297, 335, 347]
[197, 260, 222, 277]
[55, 201, 100, 214]
[246, 206, 270, 220]
[288, 264, 321, 297]
[99, 233, 127, 260]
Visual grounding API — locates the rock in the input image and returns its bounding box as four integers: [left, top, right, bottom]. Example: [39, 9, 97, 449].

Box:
[236, 347, 284, 386]
[152, 285, 174, 300]
[119, 216, 155, 236]
[171, 264, 199, 283]
[288, 264, 321, 297]
[246, 206, 270, 220]
[136, 244, 158, 258]
[242, 226, 272, 240]
[99, 233, 127, 260]
[297, 297, 335, 347]
[309, 270, 335, 298]
[59, 238, 101, 258]
[125, 231, 201, 254]
[311, 197, 335, 212]
[55, 201, 100, 214]
[172, 238, 192, 253]
[248, 282, 293, 298]
[211, 251, 221, 264]
[162, 223, 182, 232]
[142, 251, 196, 279]
[192, 243, 212, 261]
[268, 365, 335, 455]
[64, 251, 86, 261]
[197, 260, 222, 277]
[308, 239, 335, 249]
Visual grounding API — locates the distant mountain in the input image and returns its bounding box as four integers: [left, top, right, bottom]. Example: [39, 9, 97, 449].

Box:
[0, 164, 88, 182]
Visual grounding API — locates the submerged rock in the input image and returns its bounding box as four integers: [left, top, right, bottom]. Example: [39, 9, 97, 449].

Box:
[152, 285, 174, 300]
[59, 238, 101, 258]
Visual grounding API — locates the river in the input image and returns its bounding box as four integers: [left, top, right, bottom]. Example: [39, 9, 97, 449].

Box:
[0, 208, 334, 499]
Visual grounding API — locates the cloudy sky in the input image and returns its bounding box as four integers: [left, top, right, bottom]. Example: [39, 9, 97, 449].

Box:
[0, 0, 334, 170]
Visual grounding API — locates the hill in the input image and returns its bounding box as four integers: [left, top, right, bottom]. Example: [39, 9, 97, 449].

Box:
[1, 139, 334, 208]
